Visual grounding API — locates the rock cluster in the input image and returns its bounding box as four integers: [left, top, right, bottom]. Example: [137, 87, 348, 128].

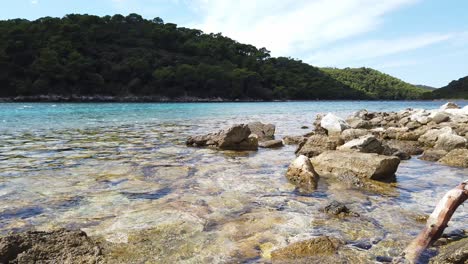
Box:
[186, 124, 259, 151]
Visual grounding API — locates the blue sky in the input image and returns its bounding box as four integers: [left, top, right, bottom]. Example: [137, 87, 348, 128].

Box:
[2, 0, 467, 87]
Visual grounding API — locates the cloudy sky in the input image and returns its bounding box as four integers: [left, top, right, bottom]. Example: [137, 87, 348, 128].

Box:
[2, 0, 467, 87]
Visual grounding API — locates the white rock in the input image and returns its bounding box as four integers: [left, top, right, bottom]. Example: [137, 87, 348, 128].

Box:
[320, 113, 350, 134]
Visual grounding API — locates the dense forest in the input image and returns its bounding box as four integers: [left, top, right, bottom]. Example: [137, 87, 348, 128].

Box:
[0, 14, 453, 101]
[321, 67, 429, 100]
[430, 76, 468, 99]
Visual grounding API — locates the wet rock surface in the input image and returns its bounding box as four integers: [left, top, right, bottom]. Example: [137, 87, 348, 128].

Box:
[186, 124, 258, 150]
[285, 155, 319, 193]
[259, 139, 283, 148]
[0, 229, 103, 264]
[247, 122, 276, 140]
[429, 237, 468, 264]
[322, 201, 359, 217]
[271, 236, 343, 262]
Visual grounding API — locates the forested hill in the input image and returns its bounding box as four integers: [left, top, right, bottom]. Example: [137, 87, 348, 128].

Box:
[0, 14, 425, 101]
[321, 67, 428, 100]
[431, 76, 468, 99]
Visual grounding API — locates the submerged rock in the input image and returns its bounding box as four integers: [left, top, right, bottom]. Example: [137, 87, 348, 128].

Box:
[259, 139, 283, 148]
[271, 236, 342, 262]
[438, 149, 468, 167]
[0, 229, 103, 264]
[186, 124, 258, 151]
[322, 201, 359, 217]
[429, 237, 468, 264]
[320, 113, 350, 135]
[419, 149, 448, 162]
[285, 155, 319, 192]
[247, 122, 275, 140]
[311, 151, 400, 181]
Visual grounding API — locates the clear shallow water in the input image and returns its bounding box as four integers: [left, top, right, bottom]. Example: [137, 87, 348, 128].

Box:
[0, 101, 467, 263]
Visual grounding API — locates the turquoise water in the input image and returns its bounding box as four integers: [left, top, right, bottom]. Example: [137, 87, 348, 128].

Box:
[1, 101, 466, 132]
[0, 101, 467, 263]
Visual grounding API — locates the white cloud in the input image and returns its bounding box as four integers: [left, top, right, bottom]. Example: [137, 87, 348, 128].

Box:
[31, 0, 39, 4]
[308, 33, 454, 66]
[191, 0, 420, 56]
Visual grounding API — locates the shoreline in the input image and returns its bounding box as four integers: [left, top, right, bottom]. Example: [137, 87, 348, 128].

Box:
[0, 95, 466, 103]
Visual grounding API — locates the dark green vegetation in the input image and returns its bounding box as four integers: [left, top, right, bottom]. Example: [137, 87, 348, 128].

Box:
[321, 67, 428, 99]
[0, 14, 456, 100]
[430, 76, 468, 99]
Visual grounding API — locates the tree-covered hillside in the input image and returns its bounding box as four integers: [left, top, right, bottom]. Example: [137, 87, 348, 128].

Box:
[321, 67, 428, 100]
[0, 14, 370, 100]
[431, 76, 468, 99]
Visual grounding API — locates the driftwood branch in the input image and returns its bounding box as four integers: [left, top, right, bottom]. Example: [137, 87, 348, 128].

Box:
[398, 181, 468, 263]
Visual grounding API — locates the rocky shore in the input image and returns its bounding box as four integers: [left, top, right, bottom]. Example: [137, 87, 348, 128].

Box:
[1, 102, 467, 263]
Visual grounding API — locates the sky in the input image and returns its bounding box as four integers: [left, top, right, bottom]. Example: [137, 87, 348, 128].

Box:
[1, 0, 467, 87]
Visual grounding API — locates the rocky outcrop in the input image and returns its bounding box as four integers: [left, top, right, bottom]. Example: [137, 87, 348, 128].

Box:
[311, 151, 400, 181]
[285, 155, 319, 192]
[320, 113, 350, 135]
[247, 122, 275, 140]
[432, 112, 450, 124]
[295, 135, 342, 157]
[271, 236, 342, 262]
[418, 127, 454, 147]
[186, 124, 258, 151]
[438, 149, 468, 167]
[0, 229, 103, 264]
[259, 139, 283, 148]
[337, 135, 384, 154]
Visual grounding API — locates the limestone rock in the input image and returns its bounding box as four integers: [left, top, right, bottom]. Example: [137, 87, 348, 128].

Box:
[247, 122, 275, 140]
[429, 237, 468, 264]
[385, 140, 423, 155]
[341, 128, 369, 142]
[186, 124, 258, 151]
[259, 139, 283, 148]
[337, 135, 384, 154]
[418, 127, 454, 147]
[295, 135, 342, 158]
[320, 113, 350, 135]
[440, 102, 460, 110]
[285, 155, 319, 192]
[439, 149, 468, 167]
[283, 135, 307, 145]
[434, 133, 467, 151]
[432, 112, 450, 124]
[419, 149, 448, 162]
[271, 236, 342, 262]
[311, 151, 400, 181]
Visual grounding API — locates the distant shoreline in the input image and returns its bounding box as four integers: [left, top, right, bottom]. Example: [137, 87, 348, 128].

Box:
[0, 95, 466, 103]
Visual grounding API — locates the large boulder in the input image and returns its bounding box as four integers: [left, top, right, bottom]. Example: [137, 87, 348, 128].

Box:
[434, 133, 467, 151]
[320, 113, 350, 135]
[247, 122, 275, 140]
[186, 124, 258, 151]
[340, 129, 369, 142]
[337, 135, 384, 154]
[432, 112, 450, 124]
[439, 149, 468, 167]
[285, 155, 319, 192]
[295, 135, 342, 157]
[311, 151, 400, 181]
